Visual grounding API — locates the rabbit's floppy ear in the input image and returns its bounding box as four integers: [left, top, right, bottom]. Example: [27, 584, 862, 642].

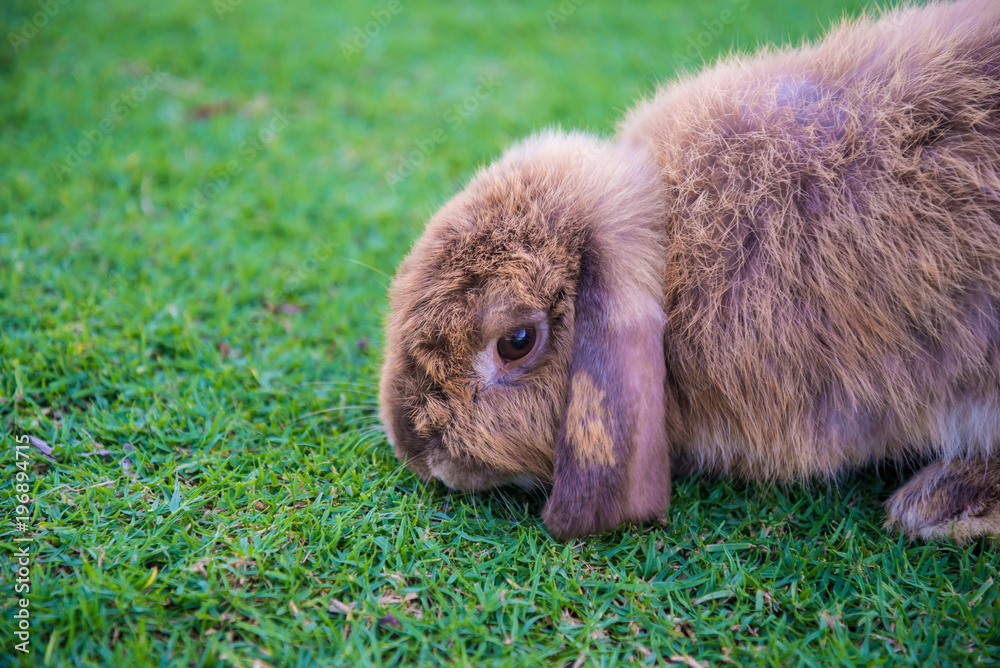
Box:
[542, 222, 671, 541]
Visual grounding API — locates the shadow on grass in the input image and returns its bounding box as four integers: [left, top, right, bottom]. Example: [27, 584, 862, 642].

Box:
[388, 454, 983, 547]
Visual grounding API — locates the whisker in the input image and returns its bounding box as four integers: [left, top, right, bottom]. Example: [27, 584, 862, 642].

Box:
[327, 393, 379, 406]
[328, 394, 379, 405]
[340, 413, 381, 429]
[380, 461, 416, 491]
[339, 437, 385, 461]
[382, 450, 434, 489]
[293, 405, 378, 422]
[492, 488, 511, 521]
[346, 257, 393, 282]
[345, 426, 388, 447]
[500, 488, 521, 520]
[471, 492, 481, 523]
[297, 379, 374, 387]
[352, 425, 387, 439]
[386, 458, 412, 479]
[300, 378, 378, 388]
[325, 402, 379, 414]
[299, 380, 380, 396]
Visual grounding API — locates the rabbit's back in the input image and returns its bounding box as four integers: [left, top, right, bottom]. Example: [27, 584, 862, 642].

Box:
[621, 0, 1000, 480]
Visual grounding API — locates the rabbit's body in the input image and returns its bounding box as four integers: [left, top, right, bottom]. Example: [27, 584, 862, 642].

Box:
[621, 0, 1000, 484]
[381, 0, 1000, 541]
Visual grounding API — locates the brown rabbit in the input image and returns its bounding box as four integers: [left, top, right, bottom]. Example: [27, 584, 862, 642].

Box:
[379, 0, 1000, 541]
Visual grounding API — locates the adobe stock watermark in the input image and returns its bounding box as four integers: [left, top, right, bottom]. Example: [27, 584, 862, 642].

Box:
[50, 67, 169, 182]
[283, 234, 339, 288]
[340, 0, 404, 62]
[7, 0, 71, 53]
[213, 0, 243, 19]
[384, 74, 500, 189]
[222, 233, 339, 349]
[670, 0, 750, 71]
[180, 107, 293, 221]
[546, 0, 587, 30]
[10, 434, 35, 655]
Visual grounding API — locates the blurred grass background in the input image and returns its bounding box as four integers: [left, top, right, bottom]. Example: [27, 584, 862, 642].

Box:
[2, 0, 998, 666]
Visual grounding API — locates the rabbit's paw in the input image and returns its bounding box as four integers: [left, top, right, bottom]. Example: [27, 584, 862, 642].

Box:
[885, 457, 1000, 543]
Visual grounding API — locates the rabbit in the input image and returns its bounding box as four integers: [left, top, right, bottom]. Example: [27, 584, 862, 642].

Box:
[379, 0, 1000, 541]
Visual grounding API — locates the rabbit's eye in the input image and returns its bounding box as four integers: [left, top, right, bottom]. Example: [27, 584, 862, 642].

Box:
[497, 326, 537, 362]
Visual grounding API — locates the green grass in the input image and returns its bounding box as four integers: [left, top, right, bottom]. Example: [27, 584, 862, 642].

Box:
[2, 0, 998, 665]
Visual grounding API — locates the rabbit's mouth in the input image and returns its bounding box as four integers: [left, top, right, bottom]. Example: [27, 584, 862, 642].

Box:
[425, 452, 519, 492]
[390, 432, 499, 492]
[384, 394, 535, 492]
[390, 433, 439, 483]
[428, 459, 469, 489]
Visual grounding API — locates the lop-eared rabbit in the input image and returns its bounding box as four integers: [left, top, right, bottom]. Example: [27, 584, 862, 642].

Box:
[380, 0, 1000, 541]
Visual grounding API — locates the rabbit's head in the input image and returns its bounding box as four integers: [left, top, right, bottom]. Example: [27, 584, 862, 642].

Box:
[379, 130, 672, 539]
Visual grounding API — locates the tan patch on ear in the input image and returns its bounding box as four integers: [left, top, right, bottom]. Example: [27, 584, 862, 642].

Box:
[565, 371, 615, 467]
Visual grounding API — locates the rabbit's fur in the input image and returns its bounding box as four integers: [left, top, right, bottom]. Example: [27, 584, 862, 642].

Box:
[380, 0, 1000, 541]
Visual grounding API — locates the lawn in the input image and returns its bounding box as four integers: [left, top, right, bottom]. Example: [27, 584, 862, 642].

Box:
[2, 0, 998, 665]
